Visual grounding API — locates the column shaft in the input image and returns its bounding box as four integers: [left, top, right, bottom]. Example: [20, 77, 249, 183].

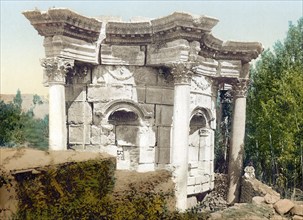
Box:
[41, 57, 74, 151]
[172, 83, 191, 210]
[49, 83, 67, 150]
[227, 78, 249, 204]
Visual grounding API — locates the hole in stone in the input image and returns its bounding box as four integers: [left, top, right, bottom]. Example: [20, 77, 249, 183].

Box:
[190, 114, 206, 134]
[108, 109, 139, 125]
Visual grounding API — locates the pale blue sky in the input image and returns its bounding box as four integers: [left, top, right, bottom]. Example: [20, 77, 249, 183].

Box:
[1, 0, 302, 96]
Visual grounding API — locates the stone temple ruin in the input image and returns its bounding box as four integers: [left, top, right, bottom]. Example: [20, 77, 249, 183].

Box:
[23, 8, 262, 210]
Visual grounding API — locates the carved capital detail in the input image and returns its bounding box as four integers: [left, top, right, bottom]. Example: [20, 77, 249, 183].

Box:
[40, 57, 74, 84]
[169, 62, 196, 85]
[232, 78, 250, 98]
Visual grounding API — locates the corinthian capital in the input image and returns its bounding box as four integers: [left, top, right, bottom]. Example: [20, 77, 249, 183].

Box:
[232, 78, 250, 98]
[169, 62, 196, 85]
[40, 57, 74, 84]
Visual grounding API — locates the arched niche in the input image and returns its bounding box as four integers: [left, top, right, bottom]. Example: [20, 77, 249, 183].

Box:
[188, 107, 213, 190]
[102, 100, 155, 171]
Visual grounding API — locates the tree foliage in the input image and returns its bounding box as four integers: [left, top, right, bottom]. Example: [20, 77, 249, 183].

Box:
[245, 17, 303, 195]
[0, 90, 48, 149]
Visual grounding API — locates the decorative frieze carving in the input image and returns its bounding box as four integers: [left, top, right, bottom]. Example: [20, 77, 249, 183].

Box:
[191, 76, 211, 91]
[232, 78, 250, 98]
[40, 57, 74, 84]
[169, 62, 197, 85]
[107, 66, 134, 81]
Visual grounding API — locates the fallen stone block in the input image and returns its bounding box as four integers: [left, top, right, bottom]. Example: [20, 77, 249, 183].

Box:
[274, 199, 295, 215]
[264, 193, 280, 204]
[293, 215, 303, 220]
[291, 203, 303, 216]
[252, 196, 265, 204]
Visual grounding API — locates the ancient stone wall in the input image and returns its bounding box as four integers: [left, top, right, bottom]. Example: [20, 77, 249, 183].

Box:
[66, 64, 176, 171]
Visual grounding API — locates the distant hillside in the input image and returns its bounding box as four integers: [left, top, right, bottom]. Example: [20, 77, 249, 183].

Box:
[0, 94, 48, 119]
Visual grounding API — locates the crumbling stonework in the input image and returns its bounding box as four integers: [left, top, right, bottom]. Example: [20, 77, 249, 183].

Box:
[23, 9, 262, 210]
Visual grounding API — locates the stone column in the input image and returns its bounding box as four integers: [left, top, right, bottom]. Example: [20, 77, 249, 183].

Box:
[41, 57, 74, 151]
[170, 62, 193, 211]
[227, 78, 249, 204]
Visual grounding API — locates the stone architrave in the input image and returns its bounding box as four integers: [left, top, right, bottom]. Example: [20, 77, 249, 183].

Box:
[170, 62, 194, 211]
[227, 76, 249, 204]
[41, 57, 74, 150]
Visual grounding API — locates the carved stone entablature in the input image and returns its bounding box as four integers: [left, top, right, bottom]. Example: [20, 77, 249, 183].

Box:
[169, 62, 197, 85]
[40, 57, 74, 84]
[105, 12, 218, 45]
[231, 78, 250, 98]
[106, 22, 152, 45]
[23, 8, 101, 42]
[200, 34, 263, 63]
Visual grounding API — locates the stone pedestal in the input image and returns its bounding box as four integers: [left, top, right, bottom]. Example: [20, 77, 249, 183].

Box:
[41, 58, 74, 150]
[171, 63, 193, 211]
[227, 78, 249, 204]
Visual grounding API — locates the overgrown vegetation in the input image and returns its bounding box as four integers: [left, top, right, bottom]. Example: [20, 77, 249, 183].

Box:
[0, 89, 48, 149]
[245, 17, 303, 196]
[11, 158, 209, 219]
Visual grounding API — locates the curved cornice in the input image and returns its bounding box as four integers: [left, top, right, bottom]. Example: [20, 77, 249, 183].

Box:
[200, 34, 263, 62]
[23, 8, 263, 62]
[23, 8, 102, 42]
[105, 12, 219, 44]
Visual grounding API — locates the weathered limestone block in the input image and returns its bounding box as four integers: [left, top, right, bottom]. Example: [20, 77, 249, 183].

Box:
[219, 60, 242, 78]
[90, 125, 101, 144]
[274, 199, 295, 215]
[264, 193, 280, 204]
[194, 184, 202, 193]
[132, 67, 158, 86]
[146, 87, 174, 105]
[66, 85, 87, 102]
[155, 105, 173, 126]
[188, 177, 195, 186]
[157, 148, 171, 164]
[146, 39, 190, 65]
[87, 85, 133, 102]
[139, 146, 155, 163]
[187, 185, 195, 195]
[190, 93, 212, 110]
[43, 35, 98, 63]
[252, 196, 265, 205]
[157, 126, 171, 149]
[100, 44, 145, 65]
[293, 215, 303, 220]
[240, 177, 280, 203]
[92, 65, 135, 85]
[69, 125, 90, 144]
[188, 146, 199, 162]
[291, 203, 303, 216]
[139, 104, 155, 118]
[193, 59, 218, 76]
[134, 86, 146, 103]
[138, 126, 156, 147]
[68, 101, 92, 124]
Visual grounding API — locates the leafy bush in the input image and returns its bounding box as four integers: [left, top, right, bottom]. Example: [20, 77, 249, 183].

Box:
[13, 158, 209, 219]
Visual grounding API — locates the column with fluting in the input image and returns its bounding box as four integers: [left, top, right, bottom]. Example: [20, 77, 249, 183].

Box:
[41, 57, 74, 151]
[170, 62, 193, 211]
